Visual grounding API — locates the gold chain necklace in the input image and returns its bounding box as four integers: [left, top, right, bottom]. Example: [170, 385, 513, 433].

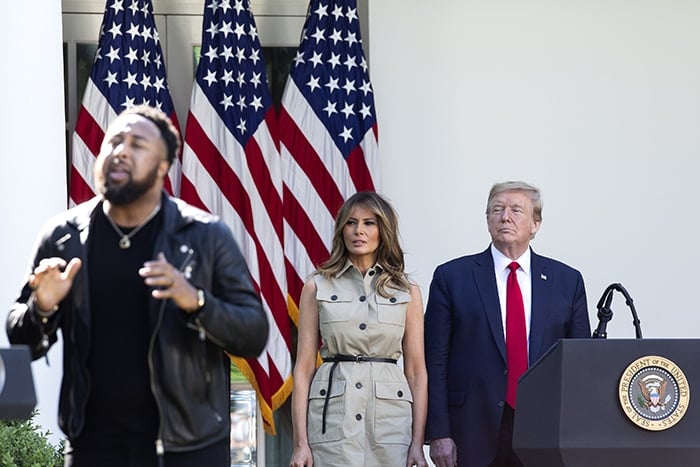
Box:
[104, 203, 161, 249]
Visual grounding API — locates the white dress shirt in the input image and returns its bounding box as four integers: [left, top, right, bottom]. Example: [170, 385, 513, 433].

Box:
[491, 244, 532, 348]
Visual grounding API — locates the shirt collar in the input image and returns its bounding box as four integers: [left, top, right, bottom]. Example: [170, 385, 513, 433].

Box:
[490, 244, 532, 276]
[335, 259, 382, 278]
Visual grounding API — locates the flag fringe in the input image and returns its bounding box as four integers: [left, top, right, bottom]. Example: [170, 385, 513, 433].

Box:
[287, 293, 300, 327]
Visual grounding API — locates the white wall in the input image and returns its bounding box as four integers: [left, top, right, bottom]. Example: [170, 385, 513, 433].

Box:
[1, 0, 66, 444]
[369, 0, 700, 339]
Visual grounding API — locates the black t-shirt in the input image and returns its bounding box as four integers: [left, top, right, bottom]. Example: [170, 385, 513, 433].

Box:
[75, 206, 162, 449]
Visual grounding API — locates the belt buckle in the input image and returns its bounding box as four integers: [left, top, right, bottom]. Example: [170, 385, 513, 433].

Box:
[355, 355, 365, 362]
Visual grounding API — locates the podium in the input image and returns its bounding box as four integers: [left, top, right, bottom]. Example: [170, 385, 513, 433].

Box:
[0, 346, 37, 420]
[513, 339, 700, 467]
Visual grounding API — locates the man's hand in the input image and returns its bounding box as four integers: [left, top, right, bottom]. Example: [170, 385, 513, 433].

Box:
[429, 437, 458, 467]
[139, 252, 200, 312]
[29, 257, 82, 312]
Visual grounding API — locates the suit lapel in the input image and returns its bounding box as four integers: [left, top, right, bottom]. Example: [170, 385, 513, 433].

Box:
[474, 249, 506, 362]
[529, 251, 552, 363]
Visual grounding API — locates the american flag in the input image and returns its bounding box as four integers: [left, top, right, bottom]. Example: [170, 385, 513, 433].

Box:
[280, 0, 380, 311]
[180, 0, 292, 435]
[70, 0, 181, 206]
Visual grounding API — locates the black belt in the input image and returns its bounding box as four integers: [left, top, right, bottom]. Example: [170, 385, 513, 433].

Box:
[320, 355, 397, 434]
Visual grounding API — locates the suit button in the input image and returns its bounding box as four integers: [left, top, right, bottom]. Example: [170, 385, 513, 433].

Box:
[498, 400, 505, 407]
[359, 323, 367, 330]
[504, 369, 508, 375]
[355, 413, 362, 421]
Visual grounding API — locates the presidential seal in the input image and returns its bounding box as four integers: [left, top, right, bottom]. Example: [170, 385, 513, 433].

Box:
[618, 355, 690, 431]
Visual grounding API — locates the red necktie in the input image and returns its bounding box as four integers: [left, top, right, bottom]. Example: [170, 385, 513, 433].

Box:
[506, 261, 528, 408]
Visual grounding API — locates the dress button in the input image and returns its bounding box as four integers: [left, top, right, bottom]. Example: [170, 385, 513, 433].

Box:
[355, 414, 362, 421]
[330, 295, 337, 301]
[359, 295, 366, 302]
[320, 389, 326, 396]
[359, 323, 367, 330]
[390, 297, 397, 303]
[397, 391, 403, 397]
[355, 382, 363, 389]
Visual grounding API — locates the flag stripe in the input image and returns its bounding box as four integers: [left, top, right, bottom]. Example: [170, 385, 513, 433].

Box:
[280, 78, 362, 195]
[183, 122, 291, 362]
[283, 185, 330, 272]
[185, 98, 285, 278]
[181, 0, 292, 435]
[179, 172, 208, 212]
[186, 100, 291, 349]
[346, 134, 377, 191]
[68, 165, 95, 207]
[74, 104, 106, 157]
[279, 105, 344, 215]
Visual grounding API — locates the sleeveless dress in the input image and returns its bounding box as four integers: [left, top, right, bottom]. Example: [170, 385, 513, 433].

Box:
[307, 261, 414, 467]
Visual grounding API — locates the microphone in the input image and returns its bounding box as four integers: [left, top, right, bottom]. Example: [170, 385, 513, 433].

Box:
[592, 285, 615, 339]
[591, 283, 643, 339]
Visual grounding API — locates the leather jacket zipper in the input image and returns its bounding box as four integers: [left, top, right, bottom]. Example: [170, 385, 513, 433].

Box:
[148, 245, 196, 458]
[148, 299, 168, 461]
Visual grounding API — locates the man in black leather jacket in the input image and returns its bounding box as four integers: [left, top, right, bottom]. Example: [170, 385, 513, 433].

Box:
[6, 105, 269, 466]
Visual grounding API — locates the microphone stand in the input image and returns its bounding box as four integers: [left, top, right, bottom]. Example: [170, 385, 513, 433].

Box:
[591, 283, 643, 339]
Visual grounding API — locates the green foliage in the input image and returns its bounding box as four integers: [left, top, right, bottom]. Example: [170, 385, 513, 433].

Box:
[231, 360, 249, 384]
[0, 411, 63, 467]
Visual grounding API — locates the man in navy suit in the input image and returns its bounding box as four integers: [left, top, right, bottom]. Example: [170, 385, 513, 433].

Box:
[424, 181, 591, 467]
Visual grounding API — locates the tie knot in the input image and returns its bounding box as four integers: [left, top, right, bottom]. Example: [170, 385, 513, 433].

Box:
[508, 262, 520, 273]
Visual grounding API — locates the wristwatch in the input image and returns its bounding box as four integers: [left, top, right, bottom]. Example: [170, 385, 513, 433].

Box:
[196, 289, 206, 309]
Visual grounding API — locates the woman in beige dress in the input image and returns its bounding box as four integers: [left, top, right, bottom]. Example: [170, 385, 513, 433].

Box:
[289, 192, 428, 467]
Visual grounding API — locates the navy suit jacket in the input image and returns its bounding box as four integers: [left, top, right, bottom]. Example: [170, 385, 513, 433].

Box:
[424, 247, 591, 467]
